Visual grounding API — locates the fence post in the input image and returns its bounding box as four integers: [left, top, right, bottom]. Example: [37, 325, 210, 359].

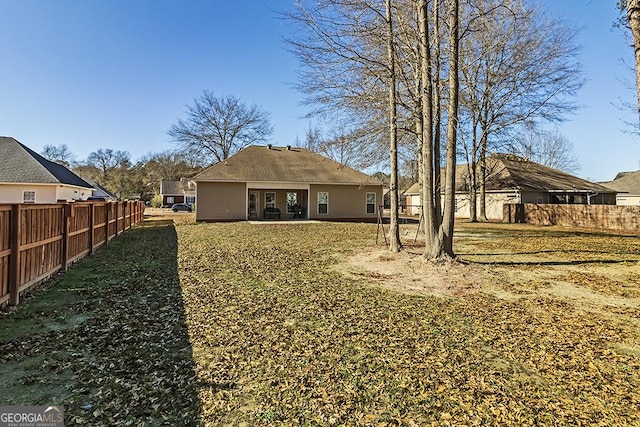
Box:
[61, 204, 71, 272]
[115, 202, 120, 236]
[105, 202, 110, 243]
[8, 204, 21, 306]
[89, 203, 95, 255]
[124, 200, 129, 231]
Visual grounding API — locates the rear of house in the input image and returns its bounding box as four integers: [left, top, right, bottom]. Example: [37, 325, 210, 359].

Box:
[194, 145, 383, 221]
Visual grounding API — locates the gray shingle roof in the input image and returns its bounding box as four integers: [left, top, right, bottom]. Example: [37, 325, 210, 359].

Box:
[160, 180, 194, 195]
[404, 154, 615, 194]
[194, 145, 382, 185]
[601, 170, 640, 194]
[0, 136, 92, 188]
[478, 154, 615, 193]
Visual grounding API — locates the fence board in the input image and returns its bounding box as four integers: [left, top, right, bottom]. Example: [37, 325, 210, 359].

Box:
[0, 200, 145, 307]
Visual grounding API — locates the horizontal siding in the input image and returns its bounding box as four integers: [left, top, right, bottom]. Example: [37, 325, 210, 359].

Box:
[309, 185, 382, 220]
[196, 182, 246, 221]
[0, 184, 58, 204]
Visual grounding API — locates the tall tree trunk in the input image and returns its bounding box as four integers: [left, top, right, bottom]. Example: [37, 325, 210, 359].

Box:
[629, 0, 640, 123]
[478, 134, 488, 221]
[432, 0, 442, 228]
[468, 118, 478, 222]
[419, 0, 436, 253]
[415, 88, 425, 234]
[439, 0, 459, 258]
[468, 162, 477, 222]
[386, 0, 401, 252]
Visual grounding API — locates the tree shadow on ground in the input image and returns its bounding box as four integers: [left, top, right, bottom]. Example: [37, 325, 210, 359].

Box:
[0, 220, 202, 426]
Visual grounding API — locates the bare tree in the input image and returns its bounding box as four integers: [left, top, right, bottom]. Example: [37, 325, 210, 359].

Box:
[507, 126, 580, 174]
[623, 0, 640, 122]
[286, 0, 402, 251]
[458, 0, 583, 221]
[41, 144, 75, 167]
[385, 0, 402, 252]
[79, 148, 132, 198]
[300, 121, 387, 169]
[418, 0, 459, 260]
[168, 91, 273, 164]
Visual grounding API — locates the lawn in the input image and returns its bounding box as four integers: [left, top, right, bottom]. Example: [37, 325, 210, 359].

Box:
[1, 218, 639, 425]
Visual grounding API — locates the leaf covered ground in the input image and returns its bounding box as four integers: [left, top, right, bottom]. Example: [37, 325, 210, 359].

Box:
[0, 218, 639, 425]
[178, 221, 640, 426]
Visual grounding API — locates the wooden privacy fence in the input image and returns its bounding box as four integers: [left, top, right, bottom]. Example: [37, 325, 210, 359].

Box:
[0, 200, 145, 307]
[504, 203, 640, 232]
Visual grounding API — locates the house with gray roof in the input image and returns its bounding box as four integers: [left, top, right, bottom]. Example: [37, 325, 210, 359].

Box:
[0, 137, 94, 204]
[601, 170, 640, 206]
[403, 154, 617, 220]
[193, 144, 383, 221]
[160, 179, 196, 207]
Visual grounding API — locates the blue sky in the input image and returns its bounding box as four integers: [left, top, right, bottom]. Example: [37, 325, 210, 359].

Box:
[0, 0, 637, 182]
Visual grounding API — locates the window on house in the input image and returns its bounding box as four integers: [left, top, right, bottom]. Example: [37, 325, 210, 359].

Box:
[167, 196, 175, 204]
[23, 191, 35, 204]
[366, 192, 376, 214]
[286, 192, 298, 213]
[185, 196, 195, 205]
[265, 192, 276, 209]
[318, 192, 328, 214]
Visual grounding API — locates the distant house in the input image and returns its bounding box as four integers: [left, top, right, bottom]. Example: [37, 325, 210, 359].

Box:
[193, 145, 383, 221]
[601, 171, 640, 206]
[0, 137, 94, 204]
[403, 154, 617, 220]
[160, 179, 196, 207]
[403, 183, 422, 215]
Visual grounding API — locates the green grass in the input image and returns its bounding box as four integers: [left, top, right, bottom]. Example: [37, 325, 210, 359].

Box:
[1, 220, 639, 425]
[0, 220, 201, 425]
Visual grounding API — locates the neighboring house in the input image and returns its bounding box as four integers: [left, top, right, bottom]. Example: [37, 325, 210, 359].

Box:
[403, 154, 617, 220]
[193, 144, 384, 221]
[403, 183, 422, 215]
[600, 170, 640, 206]
[0, 136, 94, 204]
[160, 179, 196, 207]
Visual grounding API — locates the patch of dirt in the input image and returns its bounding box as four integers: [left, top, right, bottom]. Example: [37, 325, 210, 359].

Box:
[340, 248, 482, 297]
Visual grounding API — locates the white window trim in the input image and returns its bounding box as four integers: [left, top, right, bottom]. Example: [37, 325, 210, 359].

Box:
[286, 191, 298, 213]
[23, 190, 36, 204]
[317, 192, 329, 215]
[366, 192, 376, 214]
[265, 192, 276, 209]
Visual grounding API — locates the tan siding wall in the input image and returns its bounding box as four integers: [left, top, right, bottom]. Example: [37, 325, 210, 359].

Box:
[453, 193, 514, 220]
[0, 184, 58, 204]
[309, 185, 382, 220]
[57, 186, 90, 201]
[196, 182, 246, 221]
[406, 195, 421, 215]
[617, 195, 640, 206]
